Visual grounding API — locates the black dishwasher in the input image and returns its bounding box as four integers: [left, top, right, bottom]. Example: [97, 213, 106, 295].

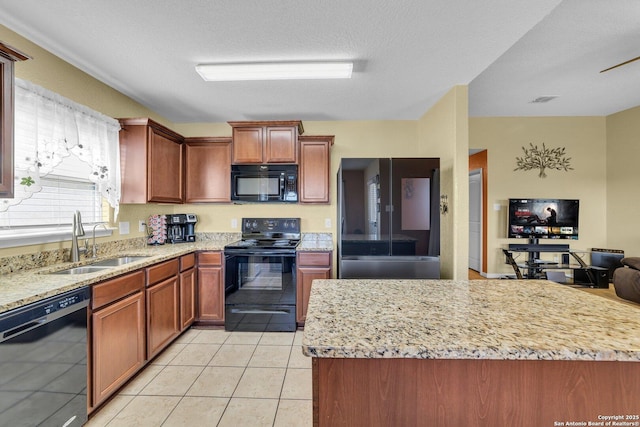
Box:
[0, 286, 90, 427]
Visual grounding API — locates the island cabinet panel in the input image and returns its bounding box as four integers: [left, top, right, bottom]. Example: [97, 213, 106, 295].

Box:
[146, 259, 181, 359]
[179, 254, 196, 330]
[118, 118, 184, 203]
[229, 120, 302, 164]
[296, 252, 332, 324]
[91, 272, 145, 409]
[184, 137, 231, 202]
[196, 251, 224, 325]
[312, 358, 640, 427]
[299, 136, 333, 203]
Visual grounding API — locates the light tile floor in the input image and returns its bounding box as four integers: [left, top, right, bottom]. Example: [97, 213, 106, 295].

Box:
[86, 329, 312, 427]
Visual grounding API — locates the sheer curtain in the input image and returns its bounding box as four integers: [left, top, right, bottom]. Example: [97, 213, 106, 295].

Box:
[0, 78, 121, 217]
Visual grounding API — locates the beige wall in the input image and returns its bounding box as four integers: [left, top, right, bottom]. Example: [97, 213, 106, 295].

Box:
[606, 105, 640, 256]
[469, 116, 608, 276]
[417, 86, 469, 279]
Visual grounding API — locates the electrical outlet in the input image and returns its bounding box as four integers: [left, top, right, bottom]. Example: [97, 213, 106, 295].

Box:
[231, 218, 238, 228]
[138, 220, 146, 232]
[325, 218, 332, 228]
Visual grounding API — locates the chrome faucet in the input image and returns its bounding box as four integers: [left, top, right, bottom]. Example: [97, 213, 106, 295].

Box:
[70, 210, 87, 262]
[91, 223, 108, 258]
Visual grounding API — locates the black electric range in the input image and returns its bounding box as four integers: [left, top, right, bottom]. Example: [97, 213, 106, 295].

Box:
[223, 218, 301, 332]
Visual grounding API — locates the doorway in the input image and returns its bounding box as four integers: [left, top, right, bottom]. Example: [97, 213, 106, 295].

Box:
[469, 150, 487, 276]
[469, 169, 482, 272]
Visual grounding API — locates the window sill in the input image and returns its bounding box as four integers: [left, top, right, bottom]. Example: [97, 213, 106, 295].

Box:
[0, 227, 114, 249]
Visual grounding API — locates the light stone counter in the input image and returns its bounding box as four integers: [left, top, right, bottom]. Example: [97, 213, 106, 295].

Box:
[0, 232, 334, 314]
[0, 236, 238, 314]
[302, 279, 640, 361]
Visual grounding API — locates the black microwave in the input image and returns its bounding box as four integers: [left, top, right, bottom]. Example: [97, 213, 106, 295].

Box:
[231, 164, 298, 203]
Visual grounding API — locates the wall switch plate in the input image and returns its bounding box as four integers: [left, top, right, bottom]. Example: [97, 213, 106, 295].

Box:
[494, 203, 501, 211]
[119, 221, 130, 235]
[325, 218, 332, 228]
[231, 218, 238, 228]
[138, 220, 146, 232]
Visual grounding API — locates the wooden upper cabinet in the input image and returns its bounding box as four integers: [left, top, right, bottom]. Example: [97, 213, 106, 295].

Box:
[231, 126, 263, 163]
[118, 118, 184, 203]
[229, 120, 303, 164]
[184, 137, 231, 202]
[266, 126, 298, 162]
[0, 42, 30, 199]
[299, 135, 334, 203]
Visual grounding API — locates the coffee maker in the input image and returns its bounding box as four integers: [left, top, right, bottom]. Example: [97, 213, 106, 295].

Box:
[166, 213, 197, 243]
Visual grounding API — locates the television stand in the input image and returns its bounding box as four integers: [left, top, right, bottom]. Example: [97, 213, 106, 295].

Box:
[503, 240, 607, 287]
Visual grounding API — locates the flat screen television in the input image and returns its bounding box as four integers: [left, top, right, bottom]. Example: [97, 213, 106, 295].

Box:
[508, 198, 579, 240]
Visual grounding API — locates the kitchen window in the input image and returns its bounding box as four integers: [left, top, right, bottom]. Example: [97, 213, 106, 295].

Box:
[0, 79, 120, 248]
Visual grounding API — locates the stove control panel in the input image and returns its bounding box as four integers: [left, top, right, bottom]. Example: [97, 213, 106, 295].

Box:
[241, 218, 300, 234]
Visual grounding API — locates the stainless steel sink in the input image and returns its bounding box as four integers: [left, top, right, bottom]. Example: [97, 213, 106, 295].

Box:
[49, 266, 114, 275]
[89, 256, 151, 267]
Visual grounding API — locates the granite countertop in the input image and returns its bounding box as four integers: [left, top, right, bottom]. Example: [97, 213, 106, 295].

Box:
[0, 239, 233, 314]
[302, 279, 640, 362]
[0, 232, 334, 314]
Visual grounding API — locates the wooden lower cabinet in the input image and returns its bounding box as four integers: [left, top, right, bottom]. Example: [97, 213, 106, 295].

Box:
[91, 280, 145, 408]
[296, 252, 332, 325]
[146, 276, 180, 359]
[196, 251, 224, 325]
[146, 259, 180, 359]
[180, 267, 196, 330]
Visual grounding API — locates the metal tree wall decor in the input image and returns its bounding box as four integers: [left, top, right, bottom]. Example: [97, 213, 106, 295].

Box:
[514, 143, 573, 178]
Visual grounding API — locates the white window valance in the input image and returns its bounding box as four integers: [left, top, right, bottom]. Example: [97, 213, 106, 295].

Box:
[0, 78, 122, 217]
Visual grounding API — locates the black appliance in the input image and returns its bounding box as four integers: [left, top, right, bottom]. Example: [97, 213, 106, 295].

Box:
[224, 218, 300, 332]
[0, 287, 90, 426]
[338, 158, 441, 279]
[166, 213, 197, 243]
[231, 165, 298, 203]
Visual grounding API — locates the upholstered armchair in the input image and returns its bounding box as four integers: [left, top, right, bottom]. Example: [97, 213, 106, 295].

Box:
[613, 257, 640, 304]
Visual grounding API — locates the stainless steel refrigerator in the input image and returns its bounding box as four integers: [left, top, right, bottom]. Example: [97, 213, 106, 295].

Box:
[338, 158, 440, 279]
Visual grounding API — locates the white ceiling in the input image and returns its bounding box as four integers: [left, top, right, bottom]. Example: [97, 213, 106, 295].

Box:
[1, 0, 639, 122]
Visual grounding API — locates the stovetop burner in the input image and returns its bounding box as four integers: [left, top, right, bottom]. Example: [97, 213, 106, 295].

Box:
[224, 217, 301, 252]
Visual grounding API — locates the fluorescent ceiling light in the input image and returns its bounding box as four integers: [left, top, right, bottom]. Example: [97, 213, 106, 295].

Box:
[195, 62, 353, 81]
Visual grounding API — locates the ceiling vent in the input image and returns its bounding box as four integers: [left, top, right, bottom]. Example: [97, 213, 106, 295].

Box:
[529, 96, 558, 104]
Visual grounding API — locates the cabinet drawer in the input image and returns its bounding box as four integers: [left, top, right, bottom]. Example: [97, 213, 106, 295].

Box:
[298, 252, 331, 266]
[198, 251, 222, 266]
[146, 259, 179, 286]
[92, 270, 145, 310]
[180, 253, 195, 271]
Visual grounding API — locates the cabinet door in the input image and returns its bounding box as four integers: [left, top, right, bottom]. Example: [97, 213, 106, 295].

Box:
[197, 266, 224, 323]
[185, 138, 231, 202]
[296, 266, 331, 324]
[180, 267, 196, 330]
[265, 126, 297, 163]
[232, 126, 263, 163]
[148, 129, 183, 203]
[146, 275, 180, 359]
[92, 291, 145, 407]
[299, 136, 333, 203]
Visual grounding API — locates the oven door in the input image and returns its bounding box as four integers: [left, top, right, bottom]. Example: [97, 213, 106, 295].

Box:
[224, 252, 296, 332]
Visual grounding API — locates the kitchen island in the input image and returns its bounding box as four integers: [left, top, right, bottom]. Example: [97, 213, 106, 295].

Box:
[302, 279, 640, 427]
